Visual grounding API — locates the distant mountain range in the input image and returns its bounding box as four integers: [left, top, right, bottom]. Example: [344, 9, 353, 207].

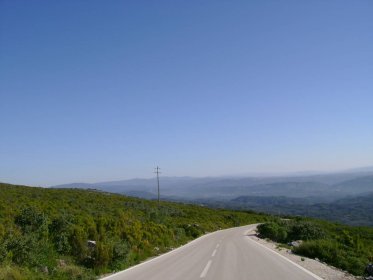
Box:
[52, 169, 373, 226]
[196, 193, 373, 226]
[52, 170, 373, 200]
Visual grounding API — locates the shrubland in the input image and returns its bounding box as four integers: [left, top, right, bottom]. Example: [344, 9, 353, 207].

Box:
[257, 218, 373, 276]
[0, 183, 268, 279]
[2, 182, 372, 279]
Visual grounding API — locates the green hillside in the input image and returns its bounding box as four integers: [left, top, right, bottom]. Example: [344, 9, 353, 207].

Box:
[0, 183, 268, 279]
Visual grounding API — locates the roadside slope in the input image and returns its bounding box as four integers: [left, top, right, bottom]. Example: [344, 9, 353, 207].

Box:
[0, 183, 268, 279]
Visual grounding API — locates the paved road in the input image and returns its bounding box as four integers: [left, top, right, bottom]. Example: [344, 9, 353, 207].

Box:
[101, 224, 322, 280]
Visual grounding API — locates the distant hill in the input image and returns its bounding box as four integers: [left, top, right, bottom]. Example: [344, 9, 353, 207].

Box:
[319, 193, 373, 226]
[333, 175, 373, 193]
[52, 171, 373, 226]
[52, 171, 373, 200]
[201, 193, 373, 226]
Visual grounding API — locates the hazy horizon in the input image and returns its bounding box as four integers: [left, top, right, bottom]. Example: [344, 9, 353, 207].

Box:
[1, 1, 372, 186]
[1, 164, 372, 187]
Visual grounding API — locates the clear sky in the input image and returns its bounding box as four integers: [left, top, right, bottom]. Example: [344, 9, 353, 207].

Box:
[1, 1, 373, 186]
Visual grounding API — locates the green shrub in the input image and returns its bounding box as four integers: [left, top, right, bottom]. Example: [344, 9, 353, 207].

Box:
[293, 239, 339, 261]
[293, 240, 366, 275]
[289, 221, 325, 241]
[182, 224, 203, 238]
[15, 207, 48, 235]
[257, 222, 287, 242]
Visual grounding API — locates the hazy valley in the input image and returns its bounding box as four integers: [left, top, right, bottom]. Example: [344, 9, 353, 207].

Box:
[53, 169, 373, 226]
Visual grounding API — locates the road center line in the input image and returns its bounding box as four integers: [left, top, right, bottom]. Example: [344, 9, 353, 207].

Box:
[200, 260, 212, 278]
[211, 249, 217, 257]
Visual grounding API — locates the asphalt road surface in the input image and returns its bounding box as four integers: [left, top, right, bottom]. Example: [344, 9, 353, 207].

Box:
[101, 224, 322, 280]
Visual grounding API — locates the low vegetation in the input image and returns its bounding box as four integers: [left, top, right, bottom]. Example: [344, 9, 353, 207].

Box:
[199, 193, 373, 226]
[0, 183, 268, 279]
[1, 182, 371, 279]
[257, 218, 373, 276]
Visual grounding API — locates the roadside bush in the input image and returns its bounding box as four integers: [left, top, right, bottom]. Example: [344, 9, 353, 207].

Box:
[257, 222, 287, 242]
[289, 221, 325, 241]
[110, 239, 130, 270]
[183, 224, 203, 238]
[173, 227, 186, 243]
[293, 239, 339, 261]
[293, 240, 366, 275]
[258, 220, 325, 243]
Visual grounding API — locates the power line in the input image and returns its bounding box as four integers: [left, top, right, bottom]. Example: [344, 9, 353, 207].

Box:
[154, 166, 161, 207]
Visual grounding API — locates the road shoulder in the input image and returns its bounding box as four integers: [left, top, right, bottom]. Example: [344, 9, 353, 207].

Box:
[246, 228, 359, 280]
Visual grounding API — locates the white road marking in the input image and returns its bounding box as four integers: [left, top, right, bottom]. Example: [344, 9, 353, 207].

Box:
[216, 244, 220, 248]
[211, 249, 217, 257]
[200, 260, 212, 278]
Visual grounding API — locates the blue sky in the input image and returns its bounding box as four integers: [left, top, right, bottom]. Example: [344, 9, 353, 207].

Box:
[1, 1, 373, 186]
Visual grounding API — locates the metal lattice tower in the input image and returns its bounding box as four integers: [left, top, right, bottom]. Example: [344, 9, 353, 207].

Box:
[154, 166, 161, 206]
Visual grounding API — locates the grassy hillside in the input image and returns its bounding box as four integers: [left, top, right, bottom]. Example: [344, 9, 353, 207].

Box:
[0, 183, 268, 279]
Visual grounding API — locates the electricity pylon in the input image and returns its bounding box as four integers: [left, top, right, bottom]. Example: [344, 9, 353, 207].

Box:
[154, 166, 161, 207]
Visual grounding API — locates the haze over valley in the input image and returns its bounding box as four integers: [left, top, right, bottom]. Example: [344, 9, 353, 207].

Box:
[53, 167, 373, 226]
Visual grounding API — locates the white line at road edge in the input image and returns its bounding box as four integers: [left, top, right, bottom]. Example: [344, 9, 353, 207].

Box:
[100, 229, 222, 280]
[200, 260, 212, 278]
[246, 234, 324, 280]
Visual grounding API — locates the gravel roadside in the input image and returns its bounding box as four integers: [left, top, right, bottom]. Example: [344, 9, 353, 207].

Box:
[247, 229, 360, 280]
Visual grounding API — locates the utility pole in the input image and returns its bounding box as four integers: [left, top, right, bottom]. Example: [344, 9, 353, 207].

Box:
[154, 166, 161, 207]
